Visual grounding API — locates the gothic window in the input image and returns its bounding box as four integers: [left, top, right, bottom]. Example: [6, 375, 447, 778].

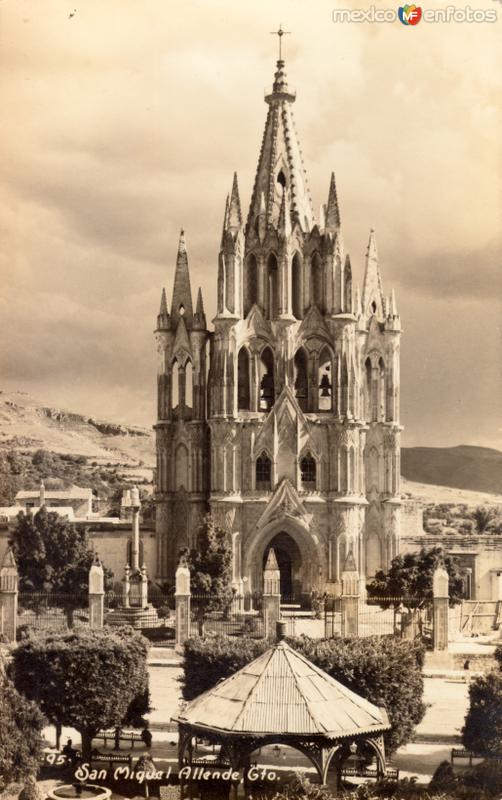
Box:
[371, 300, 377, 314]
[245, 254, 258, 316]
[293, 348, 308, 412]
[311, 253, 323, 311]
[171, 359, 180, 418]
[256, 452, 272, 490]
[185, 360, 193, 414]
[267, 254, 279, 319]
[259, 347, 275, 411]
[365, 358, 372, 422]
[378, 357, 386, 422]
[344, 258, 352, 313]
[318, 347, 333, 412]
[300, 454, 316, 488]
[340, 356, 349, 417]
[237, 348, 251, 410]
[277, 169, 287, 189]
[292, 253, 303, 319]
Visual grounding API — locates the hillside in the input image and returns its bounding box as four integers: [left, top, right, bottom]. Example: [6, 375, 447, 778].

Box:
[0, 389, 501, 508]
[401, 445, 502, 496]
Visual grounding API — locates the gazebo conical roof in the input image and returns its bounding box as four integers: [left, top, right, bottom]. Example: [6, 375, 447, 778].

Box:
[175, 640, 389, 739]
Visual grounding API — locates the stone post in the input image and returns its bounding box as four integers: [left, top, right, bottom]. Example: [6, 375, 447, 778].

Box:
[88, 557, 104, 629]
[130, 485, 141, 572]
[263, 549, 281, 639]
[341, 551, 360, 638]
[175, 560, 191, 651]
[0, 547, 18, 643]
[433, 564, 449, 651]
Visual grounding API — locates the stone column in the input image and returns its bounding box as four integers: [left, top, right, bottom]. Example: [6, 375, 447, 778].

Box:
[433, 565, 449, 651]
[88, 557, 104, 629]
[175, 561, 191, 651]
[0, 547, 18, 643]
[340, 551, 360, 638]
[263, 549, 281, 639]
[130, 485, 141, 572]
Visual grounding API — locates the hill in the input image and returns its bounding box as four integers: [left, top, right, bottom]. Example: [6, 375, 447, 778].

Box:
[401, 445, 502, 496]
[0, 389, 501, 509]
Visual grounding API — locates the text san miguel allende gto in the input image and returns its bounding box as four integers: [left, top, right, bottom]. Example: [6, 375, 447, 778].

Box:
[75, 763, 279, 785]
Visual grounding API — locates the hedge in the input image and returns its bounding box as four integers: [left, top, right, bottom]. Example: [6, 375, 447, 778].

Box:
[182, 634, 425, 754]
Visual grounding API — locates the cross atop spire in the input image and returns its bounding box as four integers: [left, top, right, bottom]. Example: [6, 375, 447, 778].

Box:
[270, 25, 291, 61]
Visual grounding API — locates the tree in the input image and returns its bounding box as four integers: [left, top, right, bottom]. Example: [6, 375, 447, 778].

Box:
[473, 506, 496, 534]
[183, 515, 233, 634]
[182, 634, 425, 754]
[462, 670, 502, 755]
[367, 547, 466, 610]
[10, 508, 112, 626]
[12, 627, 150, 762]
[0, 661, 45, 792]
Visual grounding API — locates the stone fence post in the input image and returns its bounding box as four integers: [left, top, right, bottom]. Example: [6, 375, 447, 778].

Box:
[433, 565, 449, 651]
[0, 547, 18, 643]
[263, 549, 281, 639]
[89, 557, 104, 629]
[340, 552, 359, 638]
[175, 561, 191, 652]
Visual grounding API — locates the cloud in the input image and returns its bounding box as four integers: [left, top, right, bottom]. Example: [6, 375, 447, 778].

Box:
[0, 0, 501, 450]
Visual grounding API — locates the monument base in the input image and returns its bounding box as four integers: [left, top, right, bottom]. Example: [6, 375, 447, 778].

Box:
[106, 605, 158, 629]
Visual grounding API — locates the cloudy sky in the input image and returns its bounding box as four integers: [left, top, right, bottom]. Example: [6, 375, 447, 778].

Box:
[1, 0, 501, 449]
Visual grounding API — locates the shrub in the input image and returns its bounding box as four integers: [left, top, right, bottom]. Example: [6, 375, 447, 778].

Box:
[12, 626, 149, 761]
[0, 665, 44, 792]
[462, 670, 502, 754]
[182, 634, 425, 754]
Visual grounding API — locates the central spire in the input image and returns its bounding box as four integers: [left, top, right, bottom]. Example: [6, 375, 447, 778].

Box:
[246, 55, 315, 236]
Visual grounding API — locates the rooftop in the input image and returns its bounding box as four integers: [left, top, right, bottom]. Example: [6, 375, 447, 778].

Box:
[175, 640, 389, 739]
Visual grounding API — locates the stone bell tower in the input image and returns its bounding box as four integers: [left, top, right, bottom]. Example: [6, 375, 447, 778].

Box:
[154, 51, 402, 596]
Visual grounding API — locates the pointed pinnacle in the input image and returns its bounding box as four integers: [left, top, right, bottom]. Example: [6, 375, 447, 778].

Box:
[171, 228, 193, 325]
[196, 287, 205, 316]
[221, 194, 230, 247]
[325, 172, 341, 230]
[159, 287, 168, 316]
[178, 228, 186, 254]
[264, 548, 279, 571]
[319, 202, 326, 229]
[367, 228, 378, 261]
[227, 172, 242, 232]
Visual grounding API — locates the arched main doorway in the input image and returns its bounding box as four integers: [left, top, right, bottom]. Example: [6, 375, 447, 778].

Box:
[263, 532, 302, 600]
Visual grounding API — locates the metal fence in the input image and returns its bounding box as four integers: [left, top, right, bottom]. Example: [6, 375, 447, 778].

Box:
[323, 595, 433, 642]
[17, 592, 90, 632]
[189, 594, 265, 639]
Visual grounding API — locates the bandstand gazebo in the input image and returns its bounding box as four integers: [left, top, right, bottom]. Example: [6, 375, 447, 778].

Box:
[173, 638, 391, 799]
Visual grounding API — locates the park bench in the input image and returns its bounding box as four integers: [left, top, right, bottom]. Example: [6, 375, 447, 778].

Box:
[93, 729, 144, 749]
[341, 765, 399, 781]
[91, 752, 133, 770]
[451, 748, 502, 765]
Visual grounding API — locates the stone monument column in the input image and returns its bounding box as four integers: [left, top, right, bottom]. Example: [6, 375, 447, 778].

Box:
[88, 557, 104, 629]
[433, 565, 449, 651]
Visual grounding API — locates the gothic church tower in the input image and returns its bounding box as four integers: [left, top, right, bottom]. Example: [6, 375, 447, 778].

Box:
[155, 56, 402, 598]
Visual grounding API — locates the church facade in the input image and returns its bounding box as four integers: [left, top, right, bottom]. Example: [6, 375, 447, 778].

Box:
[154, 57, 402, 600]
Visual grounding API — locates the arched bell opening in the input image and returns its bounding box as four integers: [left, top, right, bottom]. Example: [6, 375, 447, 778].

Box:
[318, 347, 334, 412]
[244, 253, 258, 317]
[293, 348, 308, 412]
[266, 254, 279, 320]
[255, 452, 272, 491]
[259, 347, 275, 411]
[292, 252, 303, 320]
[237, 348, 251, 411]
